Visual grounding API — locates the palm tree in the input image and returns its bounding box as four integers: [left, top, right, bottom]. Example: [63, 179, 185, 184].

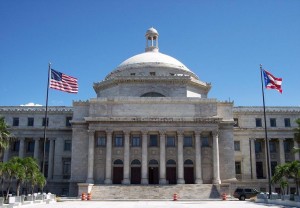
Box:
[8, 157, 26, 196]
[0, 117, 12, 156]
[3, 158, 21, 200]
[288, 160, 300, 195]
[272, 163, 291, 195]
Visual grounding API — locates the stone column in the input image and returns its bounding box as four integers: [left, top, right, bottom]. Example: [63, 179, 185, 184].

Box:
[47, 138, 55, 180]
[19, 137, 25, 158]
[141, 131, 148, 184]
[159, 131, 167, 184]
[34, 138, 40, 162]
[212, 131, 221, 184]
[3, 148, 9, 162]
[86, 130, 95, 184]
[195, 131, 203, 184]
[104, 131, 112, 184]
[250, 138, 257, 179]
[294, 139, 300, 161]
[177, 131, 185, 184]
[279, 139, 285, 164]
[122, 131, 130, 184]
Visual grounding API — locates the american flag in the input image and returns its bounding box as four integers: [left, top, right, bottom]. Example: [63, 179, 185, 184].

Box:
[50, 69, 78, 93]
[263, 69, 282, 94]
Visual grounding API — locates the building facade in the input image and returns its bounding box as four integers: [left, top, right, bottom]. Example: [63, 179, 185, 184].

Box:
[0, 28, 299, 197]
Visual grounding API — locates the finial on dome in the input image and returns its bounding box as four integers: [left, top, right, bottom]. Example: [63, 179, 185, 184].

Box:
[145, 27, 159, 52]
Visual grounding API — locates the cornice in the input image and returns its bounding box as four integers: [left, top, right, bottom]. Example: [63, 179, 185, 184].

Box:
[233, 106, 300, 114]
[0, 106, 73, 113]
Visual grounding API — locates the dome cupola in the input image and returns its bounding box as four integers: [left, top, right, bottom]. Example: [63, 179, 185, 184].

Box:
[145, 27, 159, 52]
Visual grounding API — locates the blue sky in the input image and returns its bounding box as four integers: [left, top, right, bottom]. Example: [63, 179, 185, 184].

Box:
[0, 0, 299, 107]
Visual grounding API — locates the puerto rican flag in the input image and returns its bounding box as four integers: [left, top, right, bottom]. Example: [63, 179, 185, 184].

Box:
[263, 69, 282, 94]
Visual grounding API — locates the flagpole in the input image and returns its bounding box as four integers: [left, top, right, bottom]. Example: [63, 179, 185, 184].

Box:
[42, 63, 51, 178]
[260, 64, 272, 199]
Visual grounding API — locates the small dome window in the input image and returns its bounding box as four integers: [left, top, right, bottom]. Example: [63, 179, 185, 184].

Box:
[141, 92, 165, 97]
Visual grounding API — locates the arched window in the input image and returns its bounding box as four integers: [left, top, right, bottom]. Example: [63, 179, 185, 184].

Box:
[166, 159, 176, 165]
[149, 159, 159, 165]
[114, 159, 123, 165]
[141, 92, 165, 97]
[184, 159, 193, 165]
[131, 159, 141, 165]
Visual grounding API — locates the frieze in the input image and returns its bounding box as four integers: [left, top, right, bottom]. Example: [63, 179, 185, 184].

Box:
[0, 106, 73, 113]
[233, 106, 300, 113]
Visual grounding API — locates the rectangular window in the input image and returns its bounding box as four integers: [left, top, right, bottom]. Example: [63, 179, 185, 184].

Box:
[62, 158, 71, 179]
[234, 141, 240, 151]
[45, 141, 50, 152]
[284, 140, 292, 153]
[233, 118, 239, 127]
[42, 118, 49, 126]
[28, 117, 34, 126]
[269, 141, 276, 153]
[255, 141, 262, 153]
[13, 117, 19, 126]
[131, 135, 141, 147]
[149, 135, 158, 147]
[114, 134, 123, 147]
[256, 118, 262, 127]
[271, 161, 277, 176]
[184, 136, 193, 147]
[235, 161, 241, 174]
[270, 118, 276, 127]
[284, 118, 291, 127]
[27, 140, 34, 152]
[96, 136, 106, 147]
[66, 117, 72, 127]
[11, 141, 20, 152]
[201, 137, 209, 147]
[150, 72, 156, 76]
[64, 140, 72, 151]
[166, 136, 175, 147]
[130, 73, 135, 76]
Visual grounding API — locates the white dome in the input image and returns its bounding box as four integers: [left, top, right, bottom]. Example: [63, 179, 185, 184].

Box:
[116, 51, 191, 72]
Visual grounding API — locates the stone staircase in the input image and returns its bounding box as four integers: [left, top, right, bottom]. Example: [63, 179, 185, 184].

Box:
[91, 184, 220, 200]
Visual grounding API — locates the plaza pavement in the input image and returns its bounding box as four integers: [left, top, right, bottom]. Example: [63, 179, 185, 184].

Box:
[23, 200, 295, 208]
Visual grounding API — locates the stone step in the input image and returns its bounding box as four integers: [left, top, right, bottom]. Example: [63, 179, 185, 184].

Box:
[90, 184, 220, 199]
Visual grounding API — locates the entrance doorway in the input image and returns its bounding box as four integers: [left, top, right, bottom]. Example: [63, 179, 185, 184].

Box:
[113, 159, 123, 184]
[166, 159, 177, 184]
[131, 159, 141, 184]
[256, 161, 264, 179]
[148, 159, 159, 184]
[184, 159, 194, 184]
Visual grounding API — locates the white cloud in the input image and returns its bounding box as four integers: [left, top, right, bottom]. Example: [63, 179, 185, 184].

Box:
[20, 102, 43, 106]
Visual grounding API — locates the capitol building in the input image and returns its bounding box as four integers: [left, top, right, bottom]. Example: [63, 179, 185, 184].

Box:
[1, 28, 299, 198]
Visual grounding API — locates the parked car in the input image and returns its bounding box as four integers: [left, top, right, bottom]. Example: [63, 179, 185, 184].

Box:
[233, 188, 259, 200]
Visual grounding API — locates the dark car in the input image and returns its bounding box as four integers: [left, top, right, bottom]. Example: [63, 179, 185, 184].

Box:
[233, 188, 259, 200]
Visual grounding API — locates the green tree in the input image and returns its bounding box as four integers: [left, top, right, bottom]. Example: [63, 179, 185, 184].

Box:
[0, 117, 12, 155]
[271, 163, 291, 195]
[288, 160, 300, 195]
[9, 157, 26, 196]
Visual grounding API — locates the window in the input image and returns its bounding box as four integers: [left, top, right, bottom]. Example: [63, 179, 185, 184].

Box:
[170, 73, 175, 76]
[114, 134, 123, 147]
[27, 141, 34, 152]
[62, 158, 71, 179]
[184, 136, 193, 147]
[13, 117, 19, 126]
[234, 141, 240, 151]
[235, 161, 241, 174]
[149, 135, 158, 147]
[150, 72, 156, 76]
[271, 161, 277, 176]
[233, 118, 239, 127]
[284, 140, 292, 153]
[256, 118, 262, 127]
[42, 118, 49, 126]
[28, 117, 34, 126]
[201, 137, 209, 147]
[284, 118, 291, 127]
[130, 73, 135, 76]
[131, 136, 141, 147]
[66, 117, 72, 127]
[166, 136, 175, 147]
[11, 141, 20, 152]
[45, 141, 50, 152]
[269, 141, 276, 153]
[270, 118, 276, 127]
[96, 136, 106, 147]
[255, 141, 262, 153]
[64, 140, 72, 151]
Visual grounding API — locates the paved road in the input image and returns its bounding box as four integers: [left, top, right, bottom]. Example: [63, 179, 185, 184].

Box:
[25, 200, 293, 208]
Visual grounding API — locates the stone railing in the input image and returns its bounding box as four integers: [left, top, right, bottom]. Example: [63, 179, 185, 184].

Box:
[1, 193, 56, 207]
